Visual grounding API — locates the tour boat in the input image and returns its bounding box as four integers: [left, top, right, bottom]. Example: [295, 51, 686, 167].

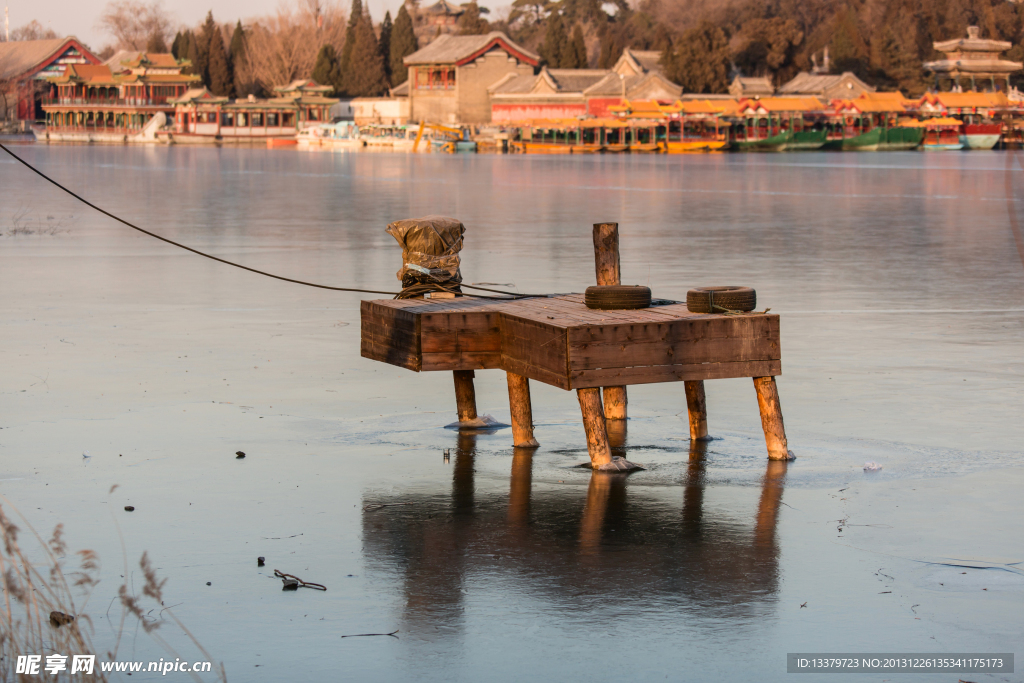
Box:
[296, 121, 364, 150]
[961, 123, 1002, 150]
[916, 118, 965, 151]
[823, 125, 922, 151]
[731, 128, 828, 151]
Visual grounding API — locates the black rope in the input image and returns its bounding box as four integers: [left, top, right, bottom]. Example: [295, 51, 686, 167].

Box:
[0, 142, 544, 299]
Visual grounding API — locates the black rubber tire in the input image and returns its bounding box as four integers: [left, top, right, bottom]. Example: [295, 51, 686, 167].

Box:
[585, 285, 652, 310]
[686, 286, 756, 313]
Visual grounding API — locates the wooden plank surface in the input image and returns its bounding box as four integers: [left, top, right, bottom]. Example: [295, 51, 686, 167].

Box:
[360, 295, 782, 387]
[570, 360, 782, 388]
[499, 314, 570, 390]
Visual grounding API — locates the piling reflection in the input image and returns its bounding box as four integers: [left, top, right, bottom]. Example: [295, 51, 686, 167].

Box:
[362, 435, 789, 637]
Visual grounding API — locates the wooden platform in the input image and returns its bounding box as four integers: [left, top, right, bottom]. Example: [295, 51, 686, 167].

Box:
[361, 293, 781, 390]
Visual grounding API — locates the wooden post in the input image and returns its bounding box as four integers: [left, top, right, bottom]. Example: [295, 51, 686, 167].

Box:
[453, 370, 478, 423]
[506, 371, 539, 448]
[753, 376, 791, 460]
[593, 222, 627, 420]
[577, 387, 613, 468]
[684, 380, 709, 441]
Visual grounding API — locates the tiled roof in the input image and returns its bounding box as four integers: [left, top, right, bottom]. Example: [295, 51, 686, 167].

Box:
[403, 31, 538, 66]
[923, 58, 1022, 74]
[934, 27, 1011, 54]
[739, 96, 826, 112]
[275, 79, 333, 93]
[422, 0, 463, 15]
[58, 64, 117, 84]
[169, 87, 229, 104]
[629, 50, 663, 74]
[488, 72, 536, 95]
[546, 68, 610, 92]
[0, 37, 87, 80]
[777, 71, 874, 95]
[919, 91, 1010, 108]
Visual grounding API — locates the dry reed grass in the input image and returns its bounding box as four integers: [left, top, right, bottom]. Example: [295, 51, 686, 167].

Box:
[0, 497, 225, 682]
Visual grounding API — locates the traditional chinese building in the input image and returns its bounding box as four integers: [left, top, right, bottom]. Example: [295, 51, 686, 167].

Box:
[409, 0, 464, 44]
[488, 48, 681, 122]
[39, 52, 199, 141]
[165, 80, 338, 142]
[403, 31, 539, 124]
[924, 26, 1023, 92]
[777, 71, 874, 100]
[0, 36, 100, 129]
[728, 76, 774, 99]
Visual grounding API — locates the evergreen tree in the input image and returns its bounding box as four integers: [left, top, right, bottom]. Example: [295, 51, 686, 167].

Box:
[339, 0, 364, 91]
[195, 12, 218, 88]
[312, 44, 340, 92]
[562, 23, 587, 68]
[457, 2, 490, 35]
[828, 6, 867, 76]
[230, 21, 248, 97]
[597, 25, 622, 69]
[186, 31, 203, 80]
[541, 12, 569, 67]
[661, 21, 730, 94]
[207, 22, 233, 96]
[346, 14, 389, 96]
[171, 31, 184, 58]
[378, 11, 393, 82]
[147, 32, 168, 53]
[390, 4, 418, 86]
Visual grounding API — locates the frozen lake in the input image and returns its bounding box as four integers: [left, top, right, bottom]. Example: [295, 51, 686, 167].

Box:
[2, 145, 1023, 681]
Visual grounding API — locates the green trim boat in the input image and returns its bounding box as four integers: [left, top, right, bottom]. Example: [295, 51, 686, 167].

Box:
[732, 128, 828, 152]
[822, 125, 922, 151]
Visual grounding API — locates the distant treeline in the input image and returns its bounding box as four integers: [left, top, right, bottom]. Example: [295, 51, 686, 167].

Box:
[12, 0, 1024, 98]
[483, 0, 1024, 95]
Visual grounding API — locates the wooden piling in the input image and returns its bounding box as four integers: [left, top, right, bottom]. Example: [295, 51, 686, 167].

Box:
[453, 369, 478, 423]
[753, 376, 791, 460]
[593, 222, 627, 420]
[577, 387, 613, 467]
[684, 380, 709, 441]
[592, 222, 621, 286]
[506, 371, 539, 448]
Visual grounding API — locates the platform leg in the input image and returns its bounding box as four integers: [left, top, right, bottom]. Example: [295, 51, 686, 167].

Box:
[506, 371, 539, 448]
[594, 222, 628, 420]
[684, 380, 709, 441]
[577, 387, 613, 468]
[453, 370, 478, 424]
[753, 376, 792, 460]
[602, 386, 627, 420]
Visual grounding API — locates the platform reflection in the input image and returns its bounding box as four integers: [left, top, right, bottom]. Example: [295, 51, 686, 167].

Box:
[361, 430, 789, 637]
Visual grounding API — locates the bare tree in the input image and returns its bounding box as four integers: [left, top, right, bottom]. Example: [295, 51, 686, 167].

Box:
[4, 20, 59, 41]
[237, 0, 346, 91]
[97, 0, 173, 51]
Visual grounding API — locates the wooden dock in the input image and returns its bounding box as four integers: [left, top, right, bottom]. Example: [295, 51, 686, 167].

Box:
[360, 222, 791, 468]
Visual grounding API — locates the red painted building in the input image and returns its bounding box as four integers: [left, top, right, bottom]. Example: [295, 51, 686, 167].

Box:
[0, 37, 100, 127]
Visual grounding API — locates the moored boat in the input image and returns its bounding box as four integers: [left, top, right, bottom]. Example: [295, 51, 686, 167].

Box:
[913, 117, 964, 150]
[732, 128, 828, 151]
[961, 123, 1001, 150]
[823, 125, 922, 151]
[729, 97, 829, 151]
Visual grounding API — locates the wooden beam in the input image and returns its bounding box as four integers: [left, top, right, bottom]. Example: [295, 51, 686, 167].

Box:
[684, 379, 709, 441]
[506, 371, 539, 448]
[593, 221, 627, 420]
[753, 376, 791, 460]
[577, 387, 612, 467]
[453, 370, 478, 423]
